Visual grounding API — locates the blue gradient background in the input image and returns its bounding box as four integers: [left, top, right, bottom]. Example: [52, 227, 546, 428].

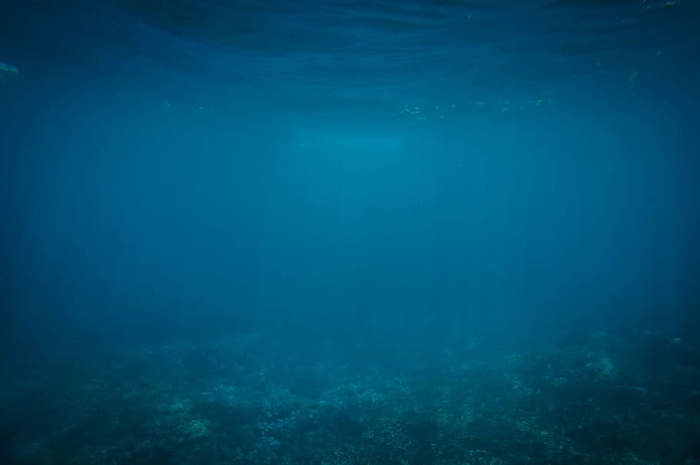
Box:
[1, 0, 698, 360]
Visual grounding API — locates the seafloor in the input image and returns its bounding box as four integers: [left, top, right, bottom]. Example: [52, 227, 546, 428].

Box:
[1, 329, 698, 465]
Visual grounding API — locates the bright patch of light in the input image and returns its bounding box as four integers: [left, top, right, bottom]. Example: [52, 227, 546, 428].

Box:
[291, 128, 405, 155]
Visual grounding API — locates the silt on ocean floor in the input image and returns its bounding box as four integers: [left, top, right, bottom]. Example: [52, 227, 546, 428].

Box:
[2, 329, 699, 465]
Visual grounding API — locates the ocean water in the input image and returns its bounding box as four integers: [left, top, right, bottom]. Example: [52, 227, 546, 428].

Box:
[1, 0, 699, 464]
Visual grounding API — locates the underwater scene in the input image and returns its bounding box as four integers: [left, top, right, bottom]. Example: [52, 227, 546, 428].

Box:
[1, 0, 699, 464]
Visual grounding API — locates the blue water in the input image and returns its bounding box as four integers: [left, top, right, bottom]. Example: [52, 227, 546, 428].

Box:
[1, 1, 699, 464]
